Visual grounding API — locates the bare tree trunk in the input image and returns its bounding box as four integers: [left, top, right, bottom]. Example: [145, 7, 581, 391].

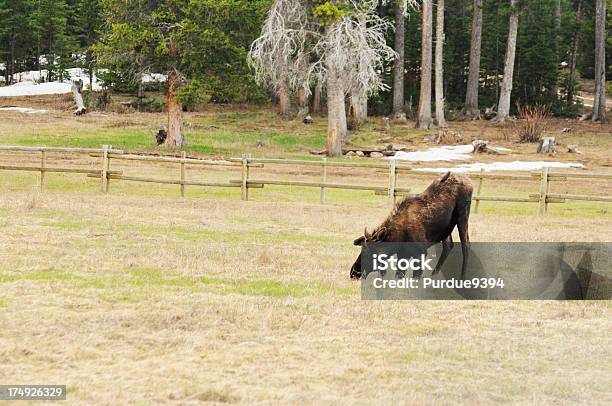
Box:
[71, 79, 86, 115]
[494, 0, 519, 122]
[417, 0, 433, 129]
[297, 85, 309, 115]
[327, 74, 347, 157]
[351, 14, 368, 127]
[277, 80, 291, 116]
[592, 0, 607, 122]
[567, 0, 582, 105]
[349, 88, 367, 128]
[166, 69, 184, 147]
[435, 0, 446, 128]
[392, 0, 407, 120]
[9, 37, 15, 84]
[465, 0, 483, 118]
[552, 0, 561, 97]
[313, 74, 323, 114]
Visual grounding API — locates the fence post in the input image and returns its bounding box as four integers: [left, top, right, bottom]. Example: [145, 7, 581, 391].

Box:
[474, 168, 484, 214]
[241, 155, 249, 201]
[320, 157, 327, 204]
[101, 144, 110, 193]
[180, 151, 186, 197]
[538, 167, 549, 216]
[40, 149, 46, 192]
[388, 159, 397, 207]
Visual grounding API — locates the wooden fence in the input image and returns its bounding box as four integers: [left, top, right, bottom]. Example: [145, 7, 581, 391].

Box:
[0, 145, 611, 216]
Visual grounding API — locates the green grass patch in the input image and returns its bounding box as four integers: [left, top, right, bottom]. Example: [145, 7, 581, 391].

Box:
[110, 222, 341, 244]
[0, 268, 86, 283]
[0, 266, 356, 299]
[8, 129, 152, 150]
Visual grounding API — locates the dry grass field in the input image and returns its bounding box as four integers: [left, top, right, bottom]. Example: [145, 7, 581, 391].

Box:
[0, 104, 611, 404]
[0, 190, 611, 405]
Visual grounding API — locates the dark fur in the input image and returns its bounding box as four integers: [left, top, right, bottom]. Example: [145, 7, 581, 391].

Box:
[350, 172, 473, 279]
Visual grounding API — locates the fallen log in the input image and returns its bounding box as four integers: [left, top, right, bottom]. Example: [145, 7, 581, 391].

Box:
[471, 139, 510, 155]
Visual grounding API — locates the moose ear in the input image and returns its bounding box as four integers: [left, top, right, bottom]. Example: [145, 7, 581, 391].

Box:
[354, 236, 366, 246]
[372, 226, 387, 241]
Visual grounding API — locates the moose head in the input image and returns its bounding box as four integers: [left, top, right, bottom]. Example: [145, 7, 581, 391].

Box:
[350, 226, 388, 280]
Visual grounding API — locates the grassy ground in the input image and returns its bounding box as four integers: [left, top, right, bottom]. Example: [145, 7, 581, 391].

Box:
[0, 101, 611, 404]
[0, 191, 611, 404]
[0, 98, 610, 165]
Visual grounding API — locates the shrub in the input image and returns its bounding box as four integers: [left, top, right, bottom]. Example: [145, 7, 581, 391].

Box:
[514, 103, 551, 143]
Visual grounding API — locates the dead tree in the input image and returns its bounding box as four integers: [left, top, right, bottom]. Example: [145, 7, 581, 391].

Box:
[251, 0, 396, 157]
[249, 0, 314, 117]
[71, 79, 87, 116]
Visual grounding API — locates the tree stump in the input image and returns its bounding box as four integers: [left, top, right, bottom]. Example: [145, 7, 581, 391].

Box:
[471, 139, 507, 155]
[472, 139, 489, 153]
[71, 79, 87, 116]
[538, 137, 557, 154]
[156, 129, 167, 145]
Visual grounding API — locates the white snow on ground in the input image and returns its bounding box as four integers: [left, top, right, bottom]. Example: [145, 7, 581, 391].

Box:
[0, 107, 48, 114]
[388, 144, 583, 172]
[416, 161, 584, 173]
[0, 81, 78, 96]
[0, 68, 167, 97]
[391, 145, 474, 162]
[0, 68, 100, 96]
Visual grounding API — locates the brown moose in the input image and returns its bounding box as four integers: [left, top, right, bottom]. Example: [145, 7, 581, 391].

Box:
[350, 172, 473, 279]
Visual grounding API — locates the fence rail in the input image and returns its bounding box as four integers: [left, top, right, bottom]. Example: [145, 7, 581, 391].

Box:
[0, 145, 610, 216]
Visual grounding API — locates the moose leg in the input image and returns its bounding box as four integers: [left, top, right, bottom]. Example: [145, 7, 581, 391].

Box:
[457, 207, 471, 279]
[433, 236, 453, 275]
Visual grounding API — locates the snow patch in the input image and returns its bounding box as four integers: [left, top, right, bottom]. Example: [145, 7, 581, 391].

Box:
[390, 145, 474, 162]
[0, 68, 100, 97]
[0, 68, 167, 97]
[0, 107, 48, 114]
[0, 81, 76, 97]
[388, 144, 583, 173]
[415, 161, 584, 173]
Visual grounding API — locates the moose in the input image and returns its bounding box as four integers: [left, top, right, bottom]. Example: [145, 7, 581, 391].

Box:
[350, 172, 473, 279]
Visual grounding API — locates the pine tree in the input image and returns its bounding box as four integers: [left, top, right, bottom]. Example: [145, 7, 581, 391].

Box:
[33, 0, 73, 82]
[76, 0, 103, 90]
[0, 0, 37, 84]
